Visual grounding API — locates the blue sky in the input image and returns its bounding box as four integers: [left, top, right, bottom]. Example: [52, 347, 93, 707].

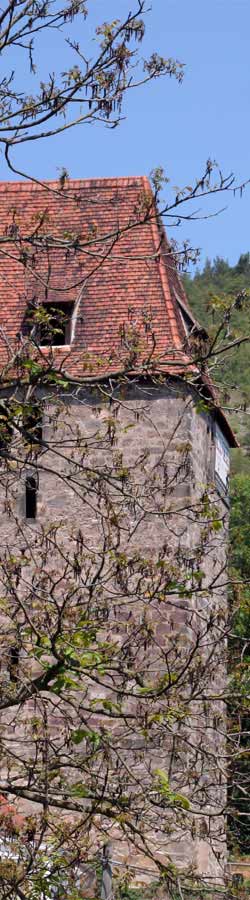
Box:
[3, 0, 250, 269]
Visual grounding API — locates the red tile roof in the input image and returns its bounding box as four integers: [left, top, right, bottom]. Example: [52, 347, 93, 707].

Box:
[0, 175, 236, 445]
[0, 175, 192, 376]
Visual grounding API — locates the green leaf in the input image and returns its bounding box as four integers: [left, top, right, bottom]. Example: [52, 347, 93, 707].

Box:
[70, 782, 88, 798]
[71, 727, 101, 748]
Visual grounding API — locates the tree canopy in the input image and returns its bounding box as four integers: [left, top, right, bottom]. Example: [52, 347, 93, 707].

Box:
[186, 259, 250, 866]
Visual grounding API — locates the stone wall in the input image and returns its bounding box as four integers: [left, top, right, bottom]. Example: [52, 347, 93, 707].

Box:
[0, 378, 230, 889]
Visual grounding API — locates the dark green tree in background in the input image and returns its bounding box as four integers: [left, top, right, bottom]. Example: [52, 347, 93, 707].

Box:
[186, 260, 250, 862]
[228, 473, 250, 857]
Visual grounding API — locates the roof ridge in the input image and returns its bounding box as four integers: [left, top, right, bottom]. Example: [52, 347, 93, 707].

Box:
[0, 175, 149, 192]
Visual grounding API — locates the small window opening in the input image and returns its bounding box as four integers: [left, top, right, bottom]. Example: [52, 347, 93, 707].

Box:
[38, 302, 74, 346]
[0, 403, 12, 455]
[25, 475, 37, 519]
[23, 404, 43, 446]
[9, 644, 20, 683]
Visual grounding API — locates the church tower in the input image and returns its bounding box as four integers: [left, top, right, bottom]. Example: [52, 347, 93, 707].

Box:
[0, 177, 235, 894]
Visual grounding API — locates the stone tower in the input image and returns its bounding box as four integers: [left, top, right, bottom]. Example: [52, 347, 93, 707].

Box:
[0, 178, 235, 893]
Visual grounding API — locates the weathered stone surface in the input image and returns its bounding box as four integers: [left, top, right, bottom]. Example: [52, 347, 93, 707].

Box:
[0, 379, 229, 887]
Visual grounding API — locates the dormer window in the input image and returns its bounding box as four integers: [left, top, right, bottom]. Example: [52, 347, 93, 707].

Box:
[38, 301, 74, 347]
[22, 300, 74, 346]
